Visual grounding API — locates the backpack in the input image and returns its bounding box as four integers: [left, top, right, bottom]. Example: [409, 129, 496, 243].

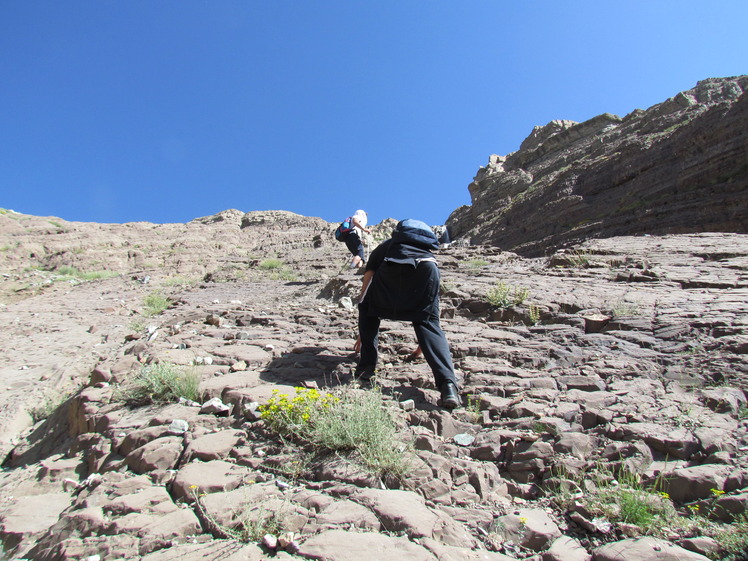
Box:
[334, 217, 354, 241]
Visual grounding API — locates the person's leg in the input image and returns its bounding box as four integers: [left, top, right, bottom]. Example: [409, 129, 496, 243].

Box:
[357, 305, 380, 379]
[345, 233, 364, 267]
[412, 317, 460, 408]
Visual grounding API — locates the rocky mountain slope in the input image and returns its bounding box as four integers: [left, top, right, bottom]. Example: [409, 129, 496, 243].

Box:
[447, 76, 748, 256]
[0, 206, 746, 560]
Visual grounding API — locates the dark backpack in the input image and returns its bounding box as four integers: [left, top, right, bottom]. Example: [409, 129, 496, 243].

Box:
[334, 217, 354, 241]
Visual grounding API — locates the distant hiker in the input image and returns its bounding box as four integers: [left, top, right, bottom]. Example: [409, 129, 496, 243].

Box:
[354, 219, 461, 410]
[334, 209, 370, 268]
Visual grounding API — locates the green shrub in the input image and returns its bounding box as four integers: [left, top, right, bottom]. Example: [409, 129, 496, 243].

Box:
[53, 266, 118, 282]
[191, 486, 288, 542]
[259, 258, 283, 270]
[28, 391, 70, 423]
[462, 259, 489, 275]
[551, 466, 689, 538]
[714, 513, 748, 560]
[143, 292, 171, 316]
[269, 269, 298, 282]
[260, 387, 410, 478]
[162, 275, 199, 288]
[611, 301, 641, 318]
[565, 249, 591, 268]
[528, 303, 541, 325]
[486, 281, 529, 308]
[117, 362, 200, 406]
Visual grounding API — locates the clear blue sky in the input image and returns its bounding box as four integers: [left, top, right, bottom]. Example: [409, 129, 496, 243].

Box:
[1, 2, 746, 227]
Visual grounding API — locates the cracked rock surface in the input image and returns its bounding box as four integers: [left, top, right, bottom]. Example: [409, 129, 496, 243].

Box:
[0, 209, 746, 560]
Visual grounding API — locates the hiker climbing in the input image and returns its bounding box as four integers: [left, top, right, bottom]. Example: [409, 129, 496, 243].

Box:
[354, 219, 461, 410]
[334, 209, 370, 269]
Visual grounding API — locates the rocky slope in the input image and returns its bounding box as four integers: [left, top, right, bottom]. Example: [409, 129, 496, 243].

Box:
[447, 76, 748, 256]
[0, 208, 746, 560]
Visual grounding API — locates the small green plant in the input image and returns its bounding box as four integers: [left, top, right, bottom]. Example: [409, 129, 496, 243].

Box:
[610, 300, 640, 318]
[162, 275, 199, 288]
[190, 485, 288, 542]
[143, 292, 171, 316]
[53, 266, 118, 282]
[257, 259, 297, 281]
[117, 362, 200, 406]
[528, 303, 541, 325]
[566, 249, 591, 268]
[713, 513, 748, 560]
[462, 259, 490, 275]
[260, 387, 410, 479]
[486, 281, 529, 308]
[28, 391, 69, 423]
[738, 404, 748, 420]
[551, 465, 688, 538]
[258, 258, 283, 270]
[269, 268, 298, 282]
[531, 421, 558, 436]
[465, 394, 482, 423]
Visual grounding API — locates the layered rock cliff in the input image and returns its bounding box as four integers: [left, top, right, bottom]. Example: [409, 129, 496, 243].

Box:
[447, 76, 748, 256]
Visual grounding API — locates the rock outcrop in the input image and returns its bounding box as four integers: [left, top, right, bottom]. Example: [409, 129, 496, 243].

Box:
[447, 76, 748, 256]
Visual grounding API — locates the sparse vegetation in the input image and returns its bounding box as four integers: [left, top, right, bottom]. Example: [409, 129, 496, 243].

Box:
[269, 268, 298, 282]
[28, 391, 70, 423]
[53, 266, 118, 282]
[528, 303, 541, 325]
[162, 275, 199, 288]
[260, 386, 411, 479]
[566, 249, 591, 268]
[116, 362, 200, 406]
[462, 259, 490, 274]
[465, 394, 482, 423]
[486, 280, 529, 308]
[257, 258, 298, 281]
[550, 465, 700, 541]
[611, 301, 641, 318]
[713, 513, 748, 560]
[259, 258, 283, 270]
[142, 291, 171, 316]
[191, 485, 289, 542]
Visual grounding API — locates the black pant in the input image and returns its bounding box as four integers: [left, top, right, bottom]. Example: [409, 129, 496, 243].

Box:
[344, 232, 365, 260]
[358, 309, 457, 389]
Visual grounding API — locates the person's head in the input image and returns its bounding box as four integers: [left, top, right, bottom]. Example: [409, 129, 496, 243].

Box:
[353, 209, 368, 226]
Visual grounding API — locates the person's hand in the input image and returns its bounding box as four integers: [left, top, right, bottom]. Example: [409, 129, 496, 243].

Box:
[353, 335, 361, 353]
[404, 345, 423, 363]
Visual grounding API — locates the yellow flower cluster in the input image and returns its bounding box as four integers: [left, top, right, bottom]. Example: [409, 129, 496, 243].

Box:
[259, 387, 338, 436]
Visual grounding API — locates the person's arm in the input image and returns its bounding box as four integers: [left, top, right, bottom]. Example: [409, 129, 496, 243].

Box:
[359, 269, 375, 301]
[351, 216, 371, 234]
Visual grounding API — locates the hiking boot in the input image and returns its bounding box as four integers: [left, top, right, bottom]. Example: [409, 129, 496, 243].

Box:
[440, 382, 461, 410]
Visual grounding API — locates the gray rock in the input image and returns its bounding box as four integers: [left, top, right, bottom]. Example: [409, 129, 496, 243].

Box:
[592, 537, 711, 560]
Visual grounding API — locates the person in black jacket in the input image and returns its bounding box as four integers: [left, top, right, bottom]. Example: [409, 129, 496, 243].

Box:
[354, 219, 460, 409]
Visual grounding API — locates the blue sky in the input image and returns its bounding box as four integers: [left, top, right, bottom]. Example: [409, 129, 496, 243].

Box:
[1, 2, 746, 227]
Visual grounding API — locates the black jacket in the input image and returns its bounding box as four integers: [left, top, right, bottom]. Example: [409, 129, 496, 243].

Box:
[362, 220, 441, 322]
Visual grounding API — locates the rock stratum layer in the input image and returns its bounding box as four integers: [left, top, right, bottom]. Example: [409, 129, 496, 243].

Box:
[447, 76, 748, 256]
